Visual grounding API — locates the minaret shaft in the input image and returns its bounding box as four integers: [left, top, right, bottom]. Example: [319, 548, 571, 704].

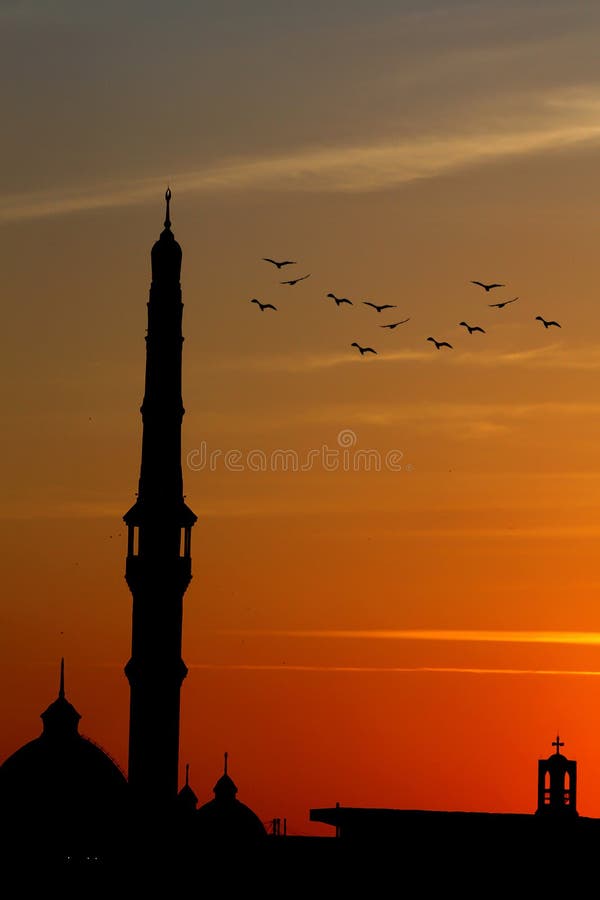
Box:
[123, 192, 196, 810]
[138, 281, 185, 508]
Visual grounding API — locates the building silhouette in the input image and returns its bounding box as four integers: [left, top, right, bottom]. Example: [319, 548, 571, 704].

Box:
[0, 192, 264, 871]
[2, 194, 600, 890]
[536, 733, 578, 816]
[123, 187, 197, 814]
[0, 659, 131, 866]
[174, 753, 268, 860]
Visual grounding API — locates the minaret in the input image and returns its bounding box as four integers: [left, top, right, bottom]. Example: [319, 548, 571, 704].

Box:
[123, 189, 197, 811]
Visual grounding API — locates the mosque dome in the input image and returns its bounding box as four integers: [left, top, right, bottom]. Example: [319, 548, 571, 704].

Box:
[194, 753, 267, 847]
[0, 661, 130, 863]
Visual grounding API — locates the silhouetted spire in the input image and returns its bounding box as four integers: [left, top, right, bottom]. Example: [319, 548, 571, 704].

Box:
[40, 660, 81, 737]
[123, 189, 197, 811]
[176, 761, 198, 812]
[164, 187, 172, 231]
[214, 753, 238, 800]
[553, 734, 564, 755]
[59, 657, 65, 699]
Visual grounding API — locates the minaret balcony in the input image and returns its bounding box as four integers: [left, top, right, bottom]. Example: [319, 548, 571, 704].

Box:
[125, 554, 192, 593]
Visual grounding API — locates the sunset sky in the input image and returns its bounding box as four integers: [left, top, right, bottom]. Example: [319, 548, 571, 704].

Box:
[4, 0, 600, 837]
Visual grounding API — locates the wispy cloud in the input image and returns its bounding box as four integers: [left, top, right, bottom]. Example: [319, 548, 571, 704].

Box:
[469, 345, 600, 371]
[174, 121, 600, 194]
[217, 628, 600, 646]
[317, 399, 600, 426]
[188, 396, 600, 451]
[378, 525, 600, 539]
[3, 88, 600, 222]
[186, 663, 600, 676]
[193, 344, 600, 375]
[0, 500, 123, 521]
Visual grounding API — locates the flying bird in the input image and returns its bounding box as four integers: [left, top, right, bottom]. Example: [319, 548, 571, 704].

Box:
[250, 298, 277, 311]
[488, 296, 519, 309]
[262, 258, 296, 268]
[535, 315, 561, 329]
[363, 301, 397, 312]
[351, 342, 377, 356]
[326, 292, 353, 306]
[458, 322, 486, 334]
[471, 281, 505, 291]
[380, 319, 410, 329]
[427, 337, 453, 349]
[281, 273, 311, 285]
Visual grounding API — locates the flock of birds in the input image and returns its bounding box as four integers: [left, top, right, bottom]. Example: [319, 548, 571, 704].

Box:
[250, 260, 562, 357]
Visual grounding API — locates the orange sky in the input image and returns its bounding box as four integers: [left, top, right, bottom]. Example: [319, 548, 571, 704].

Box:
[3, 1, 600, 837]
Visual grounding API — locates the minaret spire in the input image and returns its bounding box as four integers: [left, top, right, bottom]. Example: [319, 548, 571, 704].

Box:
[224, 751, 228, 775]
[123, 190, 197, 813]
[164, 187, 171, 230]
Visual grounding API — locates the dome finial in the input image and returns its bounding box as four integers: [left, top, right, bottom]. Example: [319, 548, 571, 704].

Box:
[41, 657, 81, 735]
[164, 187, 172, 230]
[185, 762, 190, 787]
[224, 750, 228, 775]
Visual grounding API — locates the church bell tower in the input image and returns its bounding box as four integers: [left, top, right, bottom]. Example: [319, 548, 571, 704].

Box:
[123, 189, 197, 810]
[535, 734, 578, 816]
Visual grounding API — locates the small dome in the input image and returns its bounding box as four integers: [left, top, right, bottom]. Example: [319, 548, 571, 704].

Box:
[151, 188, 182, 283]
[40, 684, 81, 736]
[195, 794, 267, 844]
[213, 772, 238, 799]
[194, 754, 267, 847]
[546, 752, 569, 769]
[177, 763, 198, 812]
